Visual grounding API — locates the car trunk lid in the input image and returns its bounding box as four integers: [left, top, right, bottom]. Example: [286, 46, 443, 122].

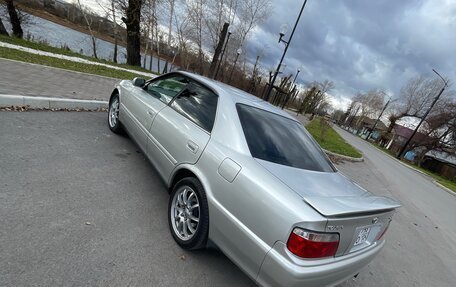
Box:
[257, 159, 400, 256]
[256, 159, 400, 217]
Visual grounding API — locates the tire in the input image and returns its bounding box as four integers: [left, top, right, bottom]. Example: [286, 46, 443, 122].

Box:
[108, 93, 123, 134]
[168, 177, 209, 250]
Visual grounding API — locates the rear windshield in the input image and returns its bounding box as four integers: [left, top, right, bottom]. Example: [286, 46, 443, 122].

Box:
[236, 104, 335, 172]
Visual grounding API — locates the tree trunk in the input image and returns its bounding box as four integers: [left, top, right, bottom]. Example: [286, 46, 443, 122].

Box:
[6, 0, 23, 38]
[113, 37, 118, 63]
[91, 36, 98, 59]
[167, 0, 174, 48]
[143, 36, 149, 68]
[111, 1, 118, 63]
[0, 18, 9, 36]
[123, 0, 142, 66]
[149, 42, 153, 71]
[209, 22, 229, 79]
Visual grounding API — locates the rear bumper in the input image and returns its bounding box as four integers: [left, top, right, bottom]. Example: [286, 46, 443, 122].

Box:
[256, 240, 384, 287]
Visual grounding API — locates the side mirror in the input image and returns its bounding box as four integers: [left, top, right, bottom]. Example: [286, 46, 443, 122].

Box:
[132, 77, 146, 87]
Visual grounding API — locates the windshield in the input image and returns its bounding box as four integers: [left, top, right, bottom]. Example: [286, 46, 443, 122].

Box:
[236, 104, 335, 172]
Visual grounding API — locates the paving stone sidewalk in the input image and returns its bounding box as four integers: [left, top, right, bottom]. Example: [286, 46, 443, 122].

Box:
[0, 58, 118, 101]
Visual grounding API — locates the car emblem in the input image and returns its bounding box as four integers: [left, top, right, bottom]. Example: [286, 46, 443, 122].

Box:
[372, 217, 379, 224]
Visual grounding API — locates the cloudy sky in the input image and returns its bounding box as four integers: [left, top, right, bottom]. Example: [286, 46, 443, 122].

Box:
[72, 0, 455, 110]
[246, 0, 456, 109]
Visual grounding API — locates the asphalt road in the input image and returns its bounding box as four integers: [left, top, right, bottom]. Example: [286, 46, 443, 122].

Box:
[1, 109, 455, 286]
[334, 126, 456, 287]
[0, 112, 254, 287]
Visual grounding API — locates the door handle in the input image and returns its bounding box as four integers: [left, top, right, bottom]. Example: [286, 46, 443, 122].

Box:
[147, 110, 155, 117]
[186, 140, 198, 154]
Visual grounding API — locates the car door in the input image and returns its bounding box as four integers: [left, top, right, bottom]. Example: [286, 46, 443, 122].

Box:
[148, 81, 218, 180]
[121, 75, 188, 156]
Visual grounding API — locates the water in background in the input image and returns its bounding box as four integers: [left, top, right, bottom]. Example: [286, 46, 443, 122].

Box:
[0, 9, 175, 74]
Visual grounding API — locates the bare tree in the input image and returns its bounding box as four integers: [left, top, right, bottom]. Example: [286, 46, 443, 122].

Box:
[410, 98, 456, 165]
[237, 0, 271, 47]
[205, 0, 227, 51]
[111, 1, 119, 62]
[296, 81, 334, 115]
[166, 0, 175, 48]
[387, 76, 449, 133]
[351, 89, 385, 127]
[186, 0, 206, 73]
[173, 1, 192, 70]
[141, 0, 156, 69]
[94, 0, 121, 62]
[77, 0, 98, 59]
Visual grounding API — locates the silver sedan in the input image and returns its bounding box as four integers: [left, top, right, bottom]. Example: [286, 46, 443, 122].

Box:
[107, 71, 400, 287]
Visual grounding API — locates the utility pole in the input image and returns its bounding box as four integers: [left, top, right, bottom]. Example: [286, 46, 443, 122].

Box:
[209, 23, 229, 78]
[264, 0, 308, 102]
[396, 69, 448, 159]
[366, 97, 391, 140]
[214, 30, 232, 80]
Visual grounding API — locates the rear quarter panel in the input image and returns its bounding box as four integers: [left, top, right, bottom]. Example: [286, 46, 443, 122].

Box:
[193, 138, 328, 280]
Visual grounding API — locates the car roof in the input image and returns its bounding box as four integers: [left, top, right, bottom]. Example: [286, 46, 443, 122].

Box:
[177, 71, 298, 122]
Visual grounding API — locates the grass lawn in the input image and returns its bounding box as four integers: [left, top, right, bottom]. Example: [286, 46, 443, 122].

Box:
[0, 46, 148, 79]
[305, 118, 362, 158]
[0, 35, 158, 76]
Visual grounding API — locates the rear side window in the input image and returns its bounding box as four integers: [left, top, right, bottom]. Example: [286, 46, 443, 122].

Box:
[236, 104, 335, 172]
[170, 83, 218, 132]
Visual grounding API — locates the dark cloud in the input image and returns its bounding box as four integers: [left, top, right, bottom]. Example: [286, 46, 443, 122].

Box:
[245, 0, 456, 108]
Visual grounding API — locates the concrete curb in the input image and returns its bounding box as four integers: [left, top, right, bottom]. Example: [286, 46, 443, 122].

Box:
[323, 149, 364, 162]
[433, 181, 456, 197]
[0, 94, 108, 111]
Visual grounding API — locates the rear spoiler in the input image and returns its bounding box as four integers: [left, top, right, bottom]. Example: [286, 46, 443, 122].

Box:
[304, 195, 401, 218]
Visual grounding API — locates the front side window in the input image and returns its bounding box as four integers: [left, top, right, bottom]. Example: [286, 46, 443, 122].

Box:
[236, 104, 335, 172]
[146, 75, 189, 104]
[170, 83, 218, 132]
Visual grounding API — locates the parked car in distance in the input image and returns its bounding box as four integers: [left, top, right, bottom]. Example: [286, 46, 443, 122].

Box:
[107, 71, 400, 287]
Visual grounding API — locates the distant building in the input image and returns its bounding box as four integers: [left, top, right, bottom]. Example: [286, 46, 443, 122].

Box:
[421, 150, 456, 180]
[357, 117, 387, 141]
[385, 124, 431, 155]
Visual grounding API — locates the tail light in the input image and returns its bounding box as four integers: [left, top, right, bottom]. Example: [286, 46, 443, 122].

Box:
[376, 222, 391, 241]
[287, 228, 339, 259]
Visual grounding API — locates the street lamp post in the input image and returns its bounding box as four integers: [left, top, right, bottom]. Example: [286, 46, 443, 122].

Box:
[264, 0, 309, 102]
[214, 30, 232, 80]
[228, 48, 242, 83]
[396, 69, 449, 159]
[292, 68, 301, 85]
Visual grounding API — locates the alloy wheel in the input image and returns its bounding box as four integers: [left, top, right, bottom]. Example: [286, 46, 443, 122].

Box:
[109, 98, 119, 128]
[170, 186, 200, 241]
